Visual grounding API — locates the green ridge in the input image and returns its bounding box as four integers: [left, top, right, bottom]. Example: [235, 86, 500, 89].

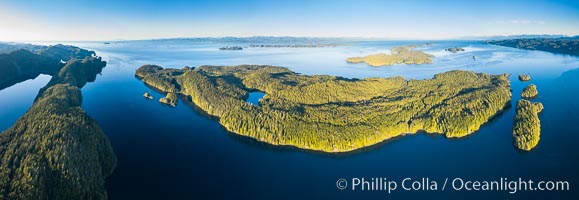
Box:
[136, 64, 512, 152]
[513, 99, 544, 151]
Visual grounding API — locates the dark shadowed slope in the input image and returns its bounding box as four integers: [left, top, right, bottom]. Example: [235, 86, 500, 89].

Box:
[0, 44, 97, 90]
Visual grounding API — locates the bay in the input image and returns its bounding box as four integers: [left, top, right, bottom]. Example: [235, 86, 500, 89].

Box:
[2, 40, 578, 199]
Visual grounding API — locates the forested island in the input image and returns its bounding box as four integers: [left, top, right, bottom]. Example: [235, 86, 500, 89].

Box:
[219, 46, 243, 50]
[144, 92, 154, 99]
[513, 99, 544, 151]
[346, 45, 434, 67]
[445, 47, 465, 53]
[518, 74, 531, 81]
[136, 64, 511, 152]
[0, 45, 116, 199]
[522, 84, 539, 98]
[486, 37, 579, 56]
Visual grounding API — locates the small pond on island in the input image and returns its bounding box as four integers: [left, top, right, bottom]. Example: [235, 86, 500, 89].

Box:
[246, 91, 266, 106]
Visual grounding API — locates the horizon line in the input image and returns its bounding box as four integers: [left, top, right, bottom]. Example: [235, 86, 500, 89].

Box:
[2, 34, 576, 43]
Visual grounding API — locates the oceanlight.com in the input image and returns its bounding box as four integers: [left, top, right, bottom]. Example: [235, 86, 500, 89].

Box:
[335, 177, 570, 194]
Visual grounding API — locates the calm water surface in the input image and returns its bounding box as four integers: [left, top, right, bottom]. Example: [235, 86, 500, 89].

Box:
[246, 91, 265, 106]
[1, 40, 578, 199]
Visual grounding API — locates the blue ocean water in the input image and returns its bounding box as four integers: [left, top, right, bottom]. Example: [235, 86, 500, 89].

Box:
[1, 40, 578, 199]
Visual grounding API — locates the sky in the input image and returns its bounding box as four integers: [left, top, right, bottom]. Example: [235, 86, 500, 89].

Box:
[0, 0, 578, 41]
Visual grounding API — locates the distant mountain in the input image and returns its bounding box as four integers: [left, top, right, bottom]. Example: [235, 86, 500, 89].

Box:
[486, 37, 579, 56]
[0, 42, 44, 54]
[132, 36, 353, 44]
[458, 34, 572, 40]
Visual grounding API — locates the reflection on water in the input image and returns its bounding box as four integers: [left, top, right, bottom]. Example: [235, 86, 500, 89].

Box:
[0, 74, 51, 130]
[2, 40, 579, 199]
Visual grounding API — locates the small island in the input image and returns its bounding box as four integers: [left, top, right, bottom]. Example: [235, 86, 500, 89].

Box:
[518, 74, 531, 81]
[513, 99, 544, 151]
[219, 46, 243, 50]
[144, 92, 153, 99]
[445, 47, 465, 53]
[521, 84, 539, 98]
[346, 45, 434, 67]
[136, 64, 511, 152]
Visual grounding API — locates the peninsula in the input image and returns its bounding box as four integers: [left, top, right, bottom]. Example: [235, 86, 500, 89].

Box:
[346, 45, 434, 67]
[160, 92, 178, 107]
[136, 64, 511, 152]
[0, 44, 96, 90]
[0, 45, 116, 199]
